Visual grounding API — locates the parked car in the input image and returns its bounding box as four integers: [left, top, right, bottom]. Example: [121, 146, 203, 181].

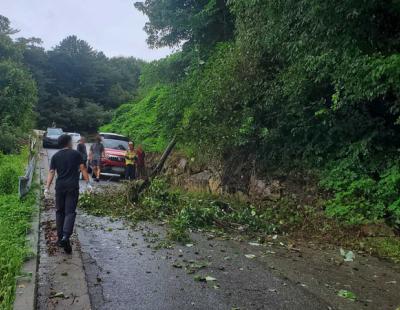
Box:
[98, 132, 129, 178]
[43, 128, 64, 148]
[67, 132, 81, 143]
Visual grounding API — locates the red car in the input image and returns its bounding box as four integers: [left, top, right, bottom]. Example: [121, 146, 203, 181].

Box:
[99, 132, 129, 178]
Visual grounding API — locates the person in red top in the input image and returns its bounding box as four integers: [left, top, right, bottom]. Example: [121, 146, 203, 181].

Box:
[136, 145, 146, 179]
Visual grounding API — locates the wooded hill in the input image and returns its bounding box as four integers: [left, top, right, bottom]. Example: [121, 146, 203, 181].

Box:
[0, 15, 144, 153]
[103, 0, 400, 229]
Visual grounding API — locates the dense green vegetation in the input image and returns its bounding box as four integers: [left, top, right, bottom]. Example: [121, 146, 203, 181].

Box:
[22, 35, 144, 132]
[0, 17, 37, 308]
[0, 14, 145, 150]
[0, 150, 35, 309]
[103, 1, 400, 229]
[0, 16, 37, 153]
[101, 86, 169, 151]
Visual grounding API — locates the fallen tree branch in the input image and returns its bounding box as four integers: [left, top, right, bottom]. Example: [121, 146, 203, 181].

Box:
[135, 136, 177, 197]
[150, 136, 177, 178]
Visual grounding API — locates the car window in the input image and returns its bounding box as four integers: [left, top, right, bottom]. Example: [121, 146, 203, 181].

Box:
[103, 139, 128, 151]
[47, 128, 63, 135]
[100, 134, 129, 141]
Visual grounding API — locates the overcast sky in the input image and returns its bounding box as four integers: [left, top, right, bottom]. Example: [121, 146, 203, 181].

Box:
[1, 0, 173, 61]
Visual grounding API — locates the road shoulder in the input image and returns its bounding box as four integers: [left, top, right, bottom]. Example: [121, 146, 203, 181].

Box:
[36, 148, 91, 310]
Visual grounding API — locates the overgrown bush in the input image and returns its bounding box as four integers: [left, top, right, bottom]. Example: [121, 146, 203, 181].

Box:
[0, 194, 34, 309]
[0, 149, 26, 195]
[0, 16, 37, 154]
[100, 87, 169, 152]
[321, 159, 400, 228]
[0, 149, 33, 310]
[0, 123, 26, 154]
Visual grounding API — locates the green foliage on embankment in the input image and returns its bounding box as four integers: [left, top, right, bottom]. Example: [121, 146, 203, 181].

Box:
[0, 150, 35, 310]
[102, 1, 400, 229]
[101, 87, 169, 152]
[0, 16, 38, 154]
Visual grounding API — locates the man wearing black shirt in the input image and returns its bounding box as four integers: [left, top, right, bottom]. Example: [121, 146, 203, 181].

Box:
[45, 134, 91, 254]
[77, 136, 88, 166]
[77, 137, 88, 179]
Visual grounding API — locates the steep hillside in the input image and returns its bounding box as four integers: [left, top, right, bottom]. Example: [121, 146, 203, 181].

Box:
[103, 1, 400, 231]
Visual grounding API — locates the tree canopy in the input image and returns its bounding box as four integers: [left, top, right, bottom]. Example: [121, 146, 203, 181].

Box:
[0, 15, 146, 152]
[0, 15, 37, 153]
[22, 35, 145, 132]
[134, 0, 233, 50]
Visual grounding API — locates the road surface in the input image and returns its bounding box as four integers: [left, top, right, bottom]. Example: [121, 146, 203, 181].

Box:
[37, 147, 400, 310]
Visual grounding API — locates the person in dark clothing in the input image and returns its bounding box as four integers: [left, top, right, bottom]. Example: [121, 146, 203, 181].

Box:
[77, 137, 88, 179]
[89, 135, 105, 182]
[44, 134, 91, 254]
[136, 144, 146, 179]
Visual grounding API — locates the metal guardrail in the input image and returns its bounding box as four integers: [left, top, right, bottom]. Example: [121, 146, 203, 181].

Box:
[18, 134, 38, 198]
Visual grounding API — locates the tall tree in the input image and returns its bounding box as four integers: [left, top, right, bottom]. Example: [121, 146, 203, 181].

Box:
[134, 0, 234, 49]
[21, 35, 144, 131]
[0, 15, 37, 153]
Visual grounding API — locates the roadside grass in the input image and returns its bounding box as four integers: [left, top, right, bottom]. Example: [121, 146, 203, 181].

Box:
[79, 177, 400, 263]
[0, 149, 35, 310]
[364, 237, 400, 263]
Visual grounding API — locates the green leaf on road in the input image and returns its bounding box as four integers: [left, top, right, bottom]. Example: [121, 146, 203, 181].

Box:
[193, 275, 217, 282]
[194, 275, 205, 282]
[50, 292, 65, 299]
[172, 262, 183, 268]
[340, 248, 355, 262]
[337, 289, 356, 301]
[245, 254, 256, 259]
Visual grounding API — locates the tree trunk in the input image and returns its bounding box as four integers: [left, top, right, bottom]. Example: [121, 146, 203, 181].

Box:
[136, 136, 177, 196]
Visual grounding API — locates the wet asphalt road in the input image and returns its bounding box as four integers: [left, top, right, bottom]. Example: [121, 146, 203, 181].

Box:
[76, 215, 330, 310]
[45, 148, 330, 310]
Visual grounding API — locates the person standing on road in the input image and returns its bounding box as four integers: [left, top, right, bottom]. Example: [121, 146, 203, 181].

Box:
[44, 134, 92, 254]
[136, 144, 146, 179]
[125, 141, 137, 180]
[89, 135, 105, 182]
[77, 137, 88, 179]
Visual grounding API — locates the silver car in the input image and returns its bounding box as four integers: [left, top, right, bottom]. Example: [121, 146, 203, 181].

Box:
[43, 128, 63, 148]
[67, 132, 82, 143]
